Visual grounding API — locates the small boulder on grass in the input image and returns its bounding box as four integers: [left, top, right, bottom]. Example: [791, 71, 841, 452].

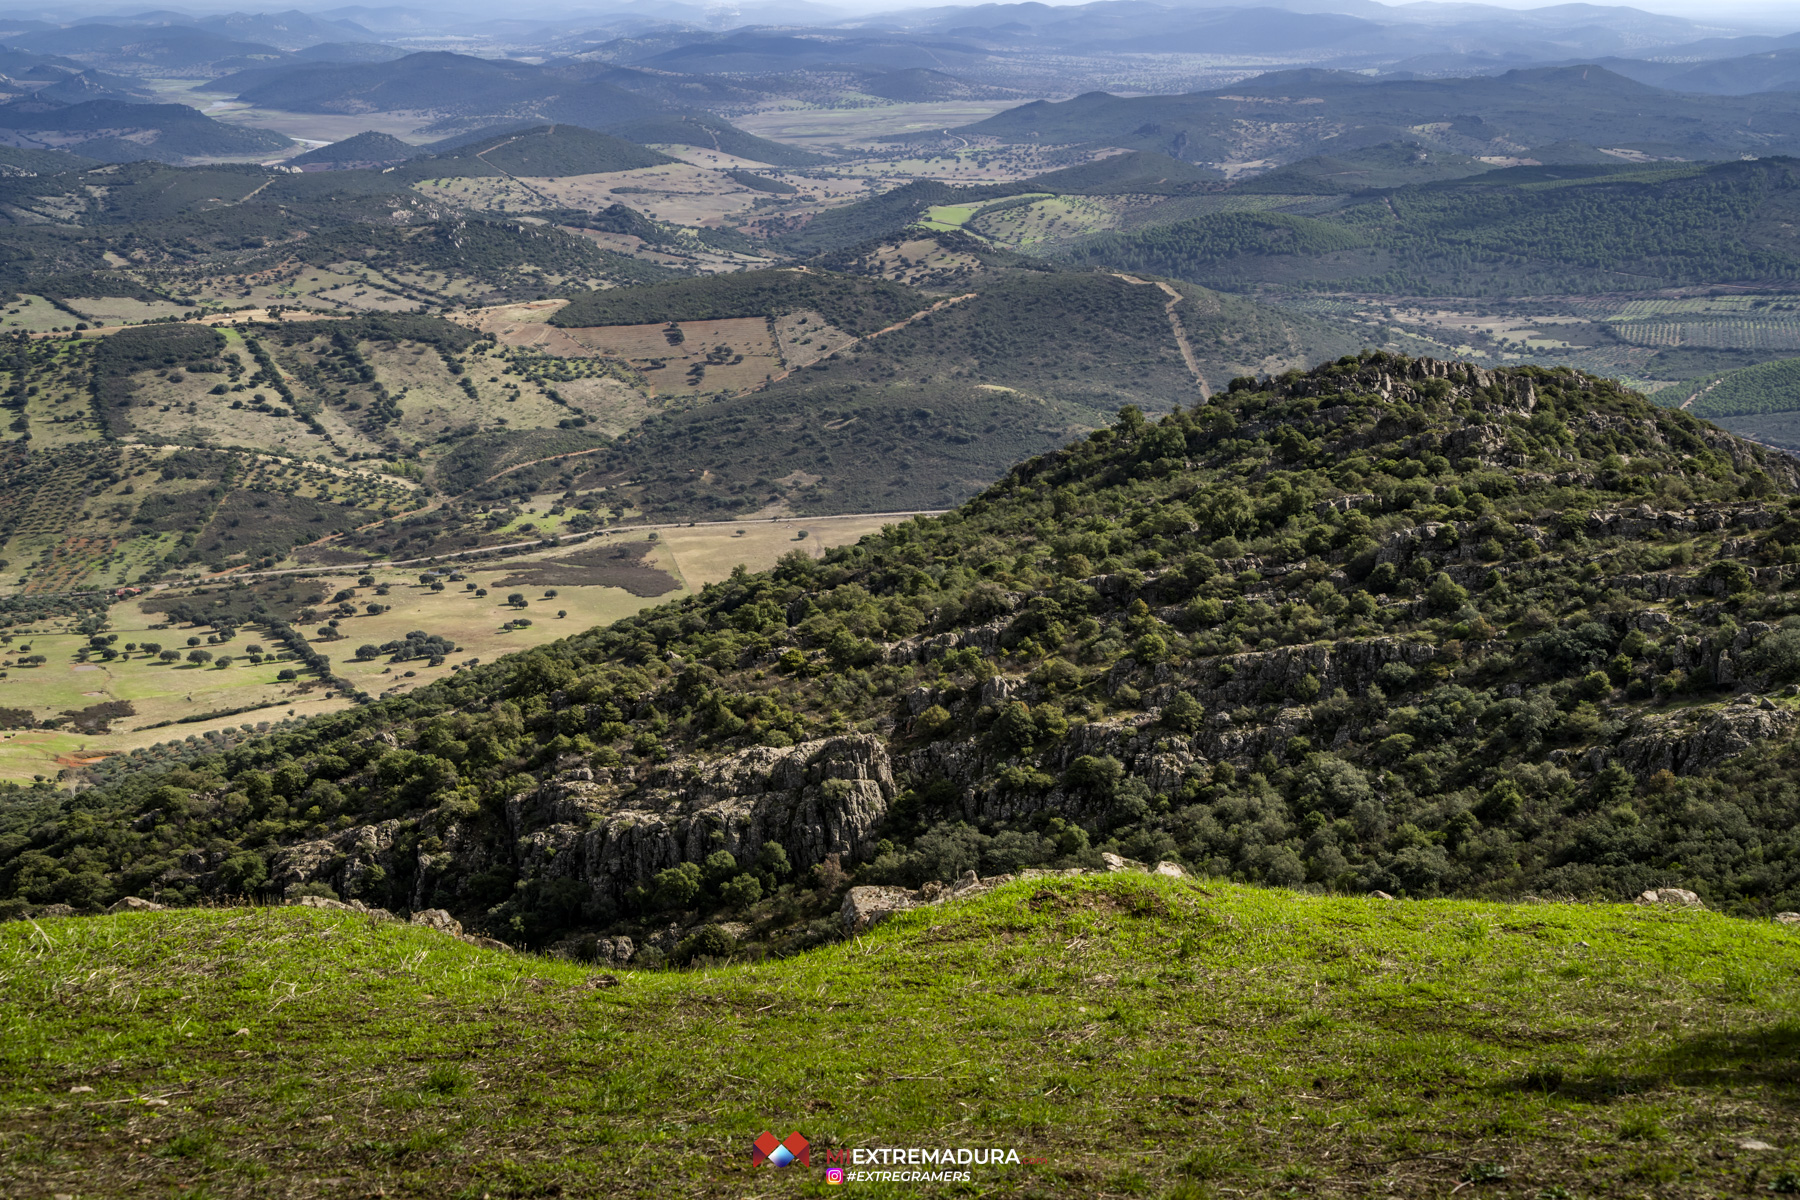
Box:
[107, 896, 165, 912]
[409, 908, 463, 938]
[1636, 888, 1704, 908]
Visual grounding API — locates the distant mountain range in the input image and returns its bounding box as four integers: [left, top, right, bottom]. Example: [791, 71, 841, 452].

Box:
[208, 50, 823, 161]
[950, 66, 1800, 165]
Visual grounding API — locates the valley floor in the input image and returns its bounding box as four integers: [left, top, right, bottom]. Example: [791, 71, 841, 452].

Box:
[2, 875, 1796, 1197]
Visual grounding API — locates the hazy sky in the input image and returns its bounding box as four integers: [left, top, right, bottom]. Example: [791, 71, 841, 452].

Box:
[3, 0, 1794, 32]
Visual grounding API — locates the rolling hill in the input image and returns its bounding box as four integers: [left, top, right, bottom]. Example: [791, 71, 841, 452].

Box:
[8, 351, 1800, 975]
[555, 266, 1365, 518]
[0, 97, 290, 163]
[399, 124, 675, 179]
[211, 51, 822, 165]
[1063, 157, 1800, 296]
[287, 129, 419, 167]
[955, 66, 1800, 166]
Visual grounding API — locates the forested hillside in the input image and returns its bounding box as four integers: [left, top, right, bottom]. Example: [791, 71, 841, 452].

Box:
[1065, 158, 1800, 295]
[956, 67, 1800, 164]
[9, 352, 1800, 960]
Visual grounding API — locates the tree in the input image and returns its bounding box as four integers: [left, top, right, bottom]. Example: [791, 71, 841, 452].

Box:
[1427, 572, 1469, 612]
[187, 649, 212, 665]
[994, 701, 1037, 751]
[1161, 691, 1206, 733]
[651, 862, 701, 909]
[720, 873, 762, 908]
[159, 649, 179, 663]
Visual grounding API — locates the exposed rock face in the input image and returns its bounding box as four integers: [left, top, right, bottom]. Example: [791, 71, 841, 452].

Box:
[445, 735, 895, 918]
[269, 820, 405, 904]
[1635, 888, 1704, 908]
[107, 896, 165, 913]
[1613, 706, 1796, 776]
[270, 735, 899, 927]
[1173, 639, 1438, 708]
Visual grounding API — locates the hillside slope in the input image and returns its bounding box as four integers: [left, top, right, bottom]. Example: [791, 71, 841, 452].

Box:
[957, 66, 1800, 164]
[2, 878, 1797, 1197]
[574, 268, 1365, 517]
[9, 352, 1800, 963]
[1065, 157, 1800, 296]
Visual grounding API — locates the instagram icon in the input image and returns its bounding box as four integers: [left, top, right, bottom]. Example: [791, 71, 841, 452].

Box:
[826, 1167, 846, 1184]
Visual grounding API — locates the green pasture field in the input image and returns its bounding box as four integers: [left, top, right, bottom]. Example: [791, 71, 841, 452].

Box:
[973, 194, 1125, 247]
[2, 875, 1796, 1198]
[0, 608, 318, 776]
[0, 295, 81, 334]
[62, 297, 192, 325]
[0, 513, 896, 779]
[920, 193, 1054, 235]
[310, 569, 678, 702]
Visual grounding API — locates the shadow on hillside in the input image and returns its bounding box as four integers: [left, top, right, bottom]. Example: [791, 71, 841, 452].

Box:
[1488, 1021, 1800, 1102]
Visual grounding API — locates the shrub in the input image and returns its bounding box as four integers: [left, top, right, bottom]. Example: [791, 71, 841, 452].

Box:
[755, 841, 791, 881]
[216, 851, 267, 893]
[702, 849, 738, 889]
[1067, 754, 1124, 796]
[1747, 627, 1800, 682]
[719, 873, 762, 908]
[915, 704, 953, 736]
[674, 924, 737, 964]
[1427, 572, 1468, 611]
[1160, 691, 1206, 733]
[1132, 632, 1169, 662]
[651, 862, 701, 909]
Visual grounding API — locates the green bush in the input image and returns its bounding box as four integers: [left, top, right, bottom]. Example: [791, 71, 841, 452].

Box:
[719, 873, 762, 909]
[1161, 691, 1206, 733]
[674, 924, 737, 965]
[651, 863, 701, 910]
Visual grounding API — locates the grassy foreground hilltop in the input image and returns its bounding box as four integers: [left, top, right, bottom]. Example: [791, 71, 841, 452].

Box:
[3, 876, 1797, 1198]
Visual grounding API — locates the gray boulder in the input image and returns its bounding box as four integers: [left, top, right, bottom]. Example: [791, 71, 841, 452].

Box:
[1635, 888, 1704, 908]
[409, 908, 463, 938]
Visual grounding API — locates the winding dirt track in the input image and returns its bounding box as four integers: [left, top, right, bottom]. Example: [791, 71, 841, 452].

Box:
[1110, 273, 1211, 401]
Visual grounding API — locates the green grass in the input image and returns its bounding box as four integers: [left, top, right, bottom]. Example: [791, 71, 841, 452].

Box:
[3, 875, 1797, 1197]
